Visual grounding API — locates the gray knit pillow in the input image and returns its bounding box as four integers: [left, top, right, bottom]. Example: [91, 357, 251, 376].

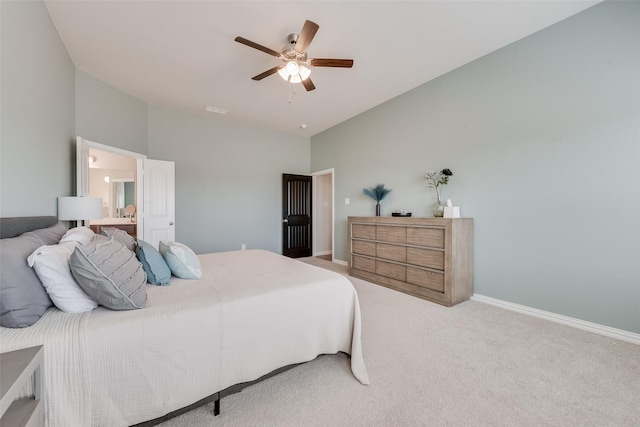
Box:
[100, 227, 136, 252]
[70, 237, 147, 310]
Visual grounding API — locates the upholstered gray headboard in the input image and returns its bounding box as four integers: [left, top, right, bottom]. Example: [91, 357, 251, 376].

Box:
[0, 216, 58, 239]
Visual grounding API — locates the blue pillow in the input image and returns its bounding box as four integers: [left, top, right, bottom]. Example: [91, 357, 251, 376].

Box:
[159, 241, 201, 280]
[136, 239, 171, 285]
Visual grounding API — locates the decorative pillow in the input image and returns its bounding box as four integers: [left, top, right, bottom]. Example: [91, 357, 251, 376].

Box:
[60, 226, 95, 246]
[70, 238, 147, 310]
[0, 222, 67, 328]
[32, 222, 68, 244]
[100, 227, 136, 252]
[91, 234, 110, 244]
[27, 241, 98, 313]
[159, 241, 202, 279]
[136, 239, 172, 286]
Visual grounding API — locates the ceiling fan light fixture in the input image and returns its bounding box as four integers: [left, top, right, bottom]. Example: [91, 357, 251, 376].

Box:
[277, 67, 289, 81]
[299, 65, 311, 81]
[278, 61, 311, 84]
[235, 19, 352, 93]
[285, 60, 299, 75]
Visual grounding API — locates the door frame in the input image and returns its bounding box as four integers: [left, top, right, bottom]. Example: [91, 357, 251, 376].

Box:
[311, 168, 335, 261]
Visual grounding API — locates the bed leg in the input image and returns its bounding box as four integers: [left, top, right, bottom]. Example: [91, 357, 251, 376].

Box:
[214, 398, 220, 416]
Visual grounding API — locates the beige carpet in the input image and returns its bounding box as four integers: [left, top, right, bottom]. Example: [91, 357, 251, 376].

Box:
[159, 258, 640, 426]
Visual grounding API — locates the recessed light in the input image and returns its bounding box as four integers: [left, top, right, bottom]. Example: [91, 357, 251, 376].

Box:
[300, 124, 308, 129]
[205, 106, 229, 115]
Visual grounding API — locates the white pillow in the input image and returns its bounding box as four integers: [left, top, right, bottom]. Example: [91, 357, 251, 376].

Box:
[27, 241, 98, 313]
[159, 241, 202, 279]
[60, 226, 95, 246]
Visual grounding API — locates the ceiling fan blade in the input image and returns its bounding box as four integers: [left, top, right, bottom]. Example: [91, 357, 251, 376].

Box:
[302, 78, 316, 92]
[235, 36, 282, 58]
[251, 65, 283, 81]
[309, 58, 354, 68]
[294, 20, 319, 55]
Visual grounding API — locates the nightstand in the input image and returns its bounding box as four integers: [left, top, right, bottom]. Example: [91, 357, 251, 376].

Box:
[0, 346, 44, 427]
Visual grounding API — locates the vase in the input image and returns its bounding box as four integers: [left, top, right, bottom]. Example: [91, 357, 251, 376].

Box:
[432, 193, 444, 217]
[375, 203, 381, 216]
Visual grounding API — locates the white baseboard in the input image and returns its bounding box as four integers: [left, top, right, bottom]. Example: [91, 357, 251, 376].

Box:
[333, 259, 348, 266]
[314, 250, 332, 256]
[471, 294, 640, 345]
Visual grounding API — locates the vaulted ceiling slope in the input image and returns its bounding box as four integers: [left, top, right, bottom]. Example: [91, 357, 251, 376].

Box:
[44, 1, 600, 137]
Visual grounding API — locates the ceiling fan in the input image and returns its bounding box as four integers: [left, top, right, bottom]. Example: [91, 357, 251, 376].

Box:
[235, 20, 353, 92]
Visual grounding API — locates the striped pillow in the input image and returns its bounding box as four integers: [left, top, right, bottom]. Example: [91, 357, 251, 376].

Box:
[70, 237, 147, 310]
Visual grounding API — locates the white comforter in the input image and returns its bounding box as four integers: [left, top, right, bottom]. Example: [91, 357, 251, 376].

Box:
[0, 250, 369, 426]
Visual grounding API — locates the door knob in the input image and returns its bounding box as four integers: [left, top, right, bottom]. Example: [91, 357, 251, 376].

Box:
[282, 219, 288, 223]
[169, 222, 174, 225]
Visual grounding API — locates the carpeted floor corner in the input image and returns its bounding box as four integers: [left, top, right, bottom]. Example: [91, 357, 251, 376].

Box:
[158, 257, 640, 426]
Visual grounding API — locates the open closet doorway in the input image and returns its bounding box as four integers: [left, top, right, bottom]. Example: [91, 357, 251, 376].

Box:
[312, 169, 334, 262]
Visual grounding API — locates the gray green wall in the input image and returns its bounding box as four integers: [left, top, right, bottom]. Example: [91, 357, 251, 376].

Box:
[148, 105, 309, 254]
[75, 70, 148, 155]
[75, 65, 310, 255]
[311, 1, 640, 333]
[74, 73, 311, 253]
[0, 0, 76, 216]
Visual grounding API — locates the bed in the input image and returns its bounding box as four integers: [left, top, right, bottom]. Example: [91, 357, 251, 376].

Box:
[0, 217, 369, 426]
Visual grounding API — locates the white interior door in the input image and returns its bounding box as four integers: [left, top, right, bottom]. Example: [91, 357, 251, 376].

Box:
[143, 159, 175, 249]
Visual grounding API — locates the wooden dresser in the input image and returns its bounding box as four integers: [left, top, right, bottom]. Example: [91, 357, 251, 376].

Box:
[348, 216, 473, 307]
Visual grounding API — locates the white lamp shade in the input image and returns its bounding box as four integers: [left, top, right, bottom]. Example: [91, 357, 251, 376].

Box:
[58, 197, 103, 221]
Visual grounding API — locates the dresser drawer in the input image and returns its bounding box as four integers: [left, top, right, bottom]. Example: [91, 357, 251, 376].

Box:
[376, 243, 406, 263]
[407, 267, 444, 293]
[406, 247, 444, 270]
[376, 225, 406, 243]
[352, 224, 375, 239]
[376, 260, 406, 282]
[352, 255, 375, 273]
[407, 227, 444, 249]
[353, 240, 376, 256]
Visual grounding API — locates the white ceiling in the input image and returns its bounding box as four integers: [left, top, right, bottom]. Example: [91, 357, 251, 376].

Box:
[44, 1, 599, 137]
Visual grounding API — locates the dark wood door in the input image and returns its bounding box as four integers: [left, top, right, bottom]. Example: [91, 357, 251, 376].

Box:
[282, 173, 312, 258]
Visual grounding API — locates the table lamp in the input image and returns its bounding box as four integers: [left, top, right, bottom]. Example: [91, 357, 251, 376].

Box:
[57, 196, 103, 227]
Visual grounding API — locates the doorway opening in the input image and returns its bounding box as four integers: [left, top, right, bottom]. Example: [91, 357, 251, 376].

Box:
[77, 136, 176, 248]
[78, 137, 146, 239]
[311, 168, 334, 262]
